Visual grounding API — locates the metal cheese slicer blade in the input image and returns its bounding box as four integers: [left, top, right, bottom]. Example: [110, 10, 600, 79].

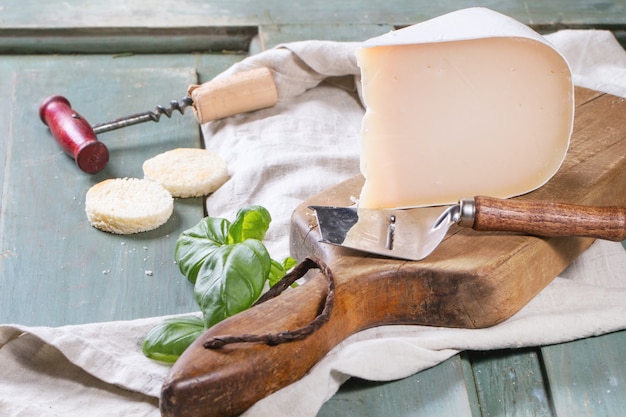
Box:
[309, 204, 458, 261]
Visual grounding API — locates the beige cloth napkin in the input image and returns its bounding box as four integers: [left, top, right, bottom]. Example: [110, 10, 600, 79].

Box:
[1, 30, 625, 417]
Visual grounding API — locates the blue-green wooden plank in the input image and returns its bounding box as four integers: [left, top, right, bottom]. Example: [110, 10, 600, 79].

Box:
[0, 27, 258, 54]
[460, 352, 483, 417]
[253, 24, 393, 52]
[0, 53, 245, 326]
[470, 348, 555, 417]
[0, 66, 199, 326]
[541, 331, 626, 417]
[1, 1, 625, 28]
[2, 2, 626, 53]
[317, 355, 474, 417]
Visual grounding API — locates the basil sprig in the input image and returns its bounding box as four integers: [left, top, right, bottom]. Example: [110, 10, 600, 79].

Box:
[141, 316, 205, 364]
[142, 205, 295, 363]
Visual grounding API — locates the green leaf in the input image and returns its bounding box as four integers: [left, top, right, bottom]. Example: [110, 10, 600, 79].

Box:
[175, 216, 231, 284]
[268, 256, 297, 287]
[144, 205, 283, 363]
[141, 315, 205, 364]
[228, 206, 272, 244]
[283, 256, 297, 271]
[194, 239, 271, 328]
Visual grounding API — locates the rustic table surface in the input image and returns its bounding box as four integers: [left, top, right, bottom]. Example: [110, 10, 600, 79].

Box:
[1, 1, 625, 416]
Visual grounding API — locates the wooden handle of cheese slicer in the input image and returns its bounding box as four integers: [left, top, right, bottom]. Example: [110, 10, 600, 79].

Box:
[187, 67, 278, 123]
[39, 95, 109, 174]
[469, 196, 626, 241]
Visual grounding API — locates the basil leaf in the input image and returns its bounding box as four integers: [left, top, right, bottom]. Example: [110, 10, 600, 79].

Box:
[268, 256, 297, 287]
[144, 205, 284, 364]
[228, 205, 272, 244]
[282, 256, 297, 271]
[141, 315, 205, 364]
[194, 239, 270, 328]
[175, 216, 231, 284]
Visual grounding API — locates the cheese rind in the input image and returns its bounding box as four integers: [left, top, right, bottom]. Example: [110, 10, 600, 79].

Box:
[357, 8, 574, 208]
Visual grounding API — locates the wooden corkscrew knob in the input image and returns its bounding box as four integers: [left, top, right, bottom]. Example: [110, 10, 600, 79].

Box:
[39, 95, 109, 174]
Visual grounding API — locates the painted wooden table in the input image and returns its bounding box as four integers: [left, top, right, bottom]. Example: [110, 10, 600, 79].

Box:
[1, 2, 625, 416]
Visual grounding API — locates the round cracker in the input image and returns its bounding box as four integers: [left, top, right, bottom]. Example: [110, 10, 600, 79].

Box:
[85, 178, 173, 234]
[142, 148, 229, 198]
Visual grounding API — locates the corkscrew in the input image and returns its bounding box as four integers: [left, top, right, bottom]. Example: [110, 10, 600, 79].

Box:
[39, 67, 278, 174]
[91, 97, 194, 134]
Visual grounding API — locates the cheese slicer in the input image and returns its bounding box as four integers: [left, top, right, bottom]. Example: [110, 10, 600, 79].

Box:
[311, 196, 626, 261]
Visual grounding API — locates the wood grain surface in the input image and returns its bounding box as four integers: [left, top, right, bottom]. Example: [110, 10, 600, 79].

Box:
[2, 2, 625, 55]
[470, 196, 626, 241]
[161, 87, 625, 417]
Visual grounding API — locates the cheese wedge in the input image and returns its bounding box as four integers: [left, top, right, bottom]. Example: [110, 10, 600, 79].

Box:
[356, 7, 574, 208]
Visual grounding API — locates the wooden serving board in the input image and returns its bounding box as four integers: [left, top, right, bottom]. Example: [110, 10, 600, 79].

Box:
[161, 87, 626, 417]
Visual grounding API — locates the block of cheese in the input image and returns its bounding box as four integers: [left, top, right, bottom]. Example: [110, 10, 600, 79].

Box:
[356, 7, 574, 208]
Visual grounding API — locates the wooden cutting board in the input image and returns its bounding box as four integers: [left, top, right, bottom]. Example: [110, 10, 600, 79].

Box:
[161, 87, 626, 417]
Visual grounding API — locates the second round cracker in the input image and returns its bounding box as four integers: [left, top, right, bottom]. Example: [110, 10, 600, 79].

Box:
[142, 148, 229, 198]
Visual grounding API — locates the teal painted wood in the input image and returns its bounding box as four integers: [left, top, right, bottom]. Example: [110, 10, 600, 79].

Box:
[541, 331, 626, 416]
[1, 1, 625, 28]
[460, 352, 483, 417]
[1, 66, 199, 326]
[317, 356, 475, 417]
[0, 27, 257, 55]
[318, 331, 626, 417]
[253, 24, 393, 52]
[470, 349, 554, 417]
[0, 53, 242, 326]
[1, 1, 626, 54]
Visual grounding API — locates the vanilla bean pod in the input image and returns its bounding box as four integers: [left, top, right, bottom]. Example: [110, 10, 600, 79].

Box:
[204, 257, 335, 349]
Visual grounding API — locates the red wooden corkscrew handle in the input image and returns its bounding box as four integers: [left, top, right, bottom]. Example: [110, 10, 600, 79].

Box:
[39, 96, 109, 174]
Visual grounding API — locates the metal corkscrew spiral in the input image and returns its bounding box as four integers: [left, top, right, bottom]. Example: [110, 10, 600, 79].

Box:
[91, 97, 194, 134]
